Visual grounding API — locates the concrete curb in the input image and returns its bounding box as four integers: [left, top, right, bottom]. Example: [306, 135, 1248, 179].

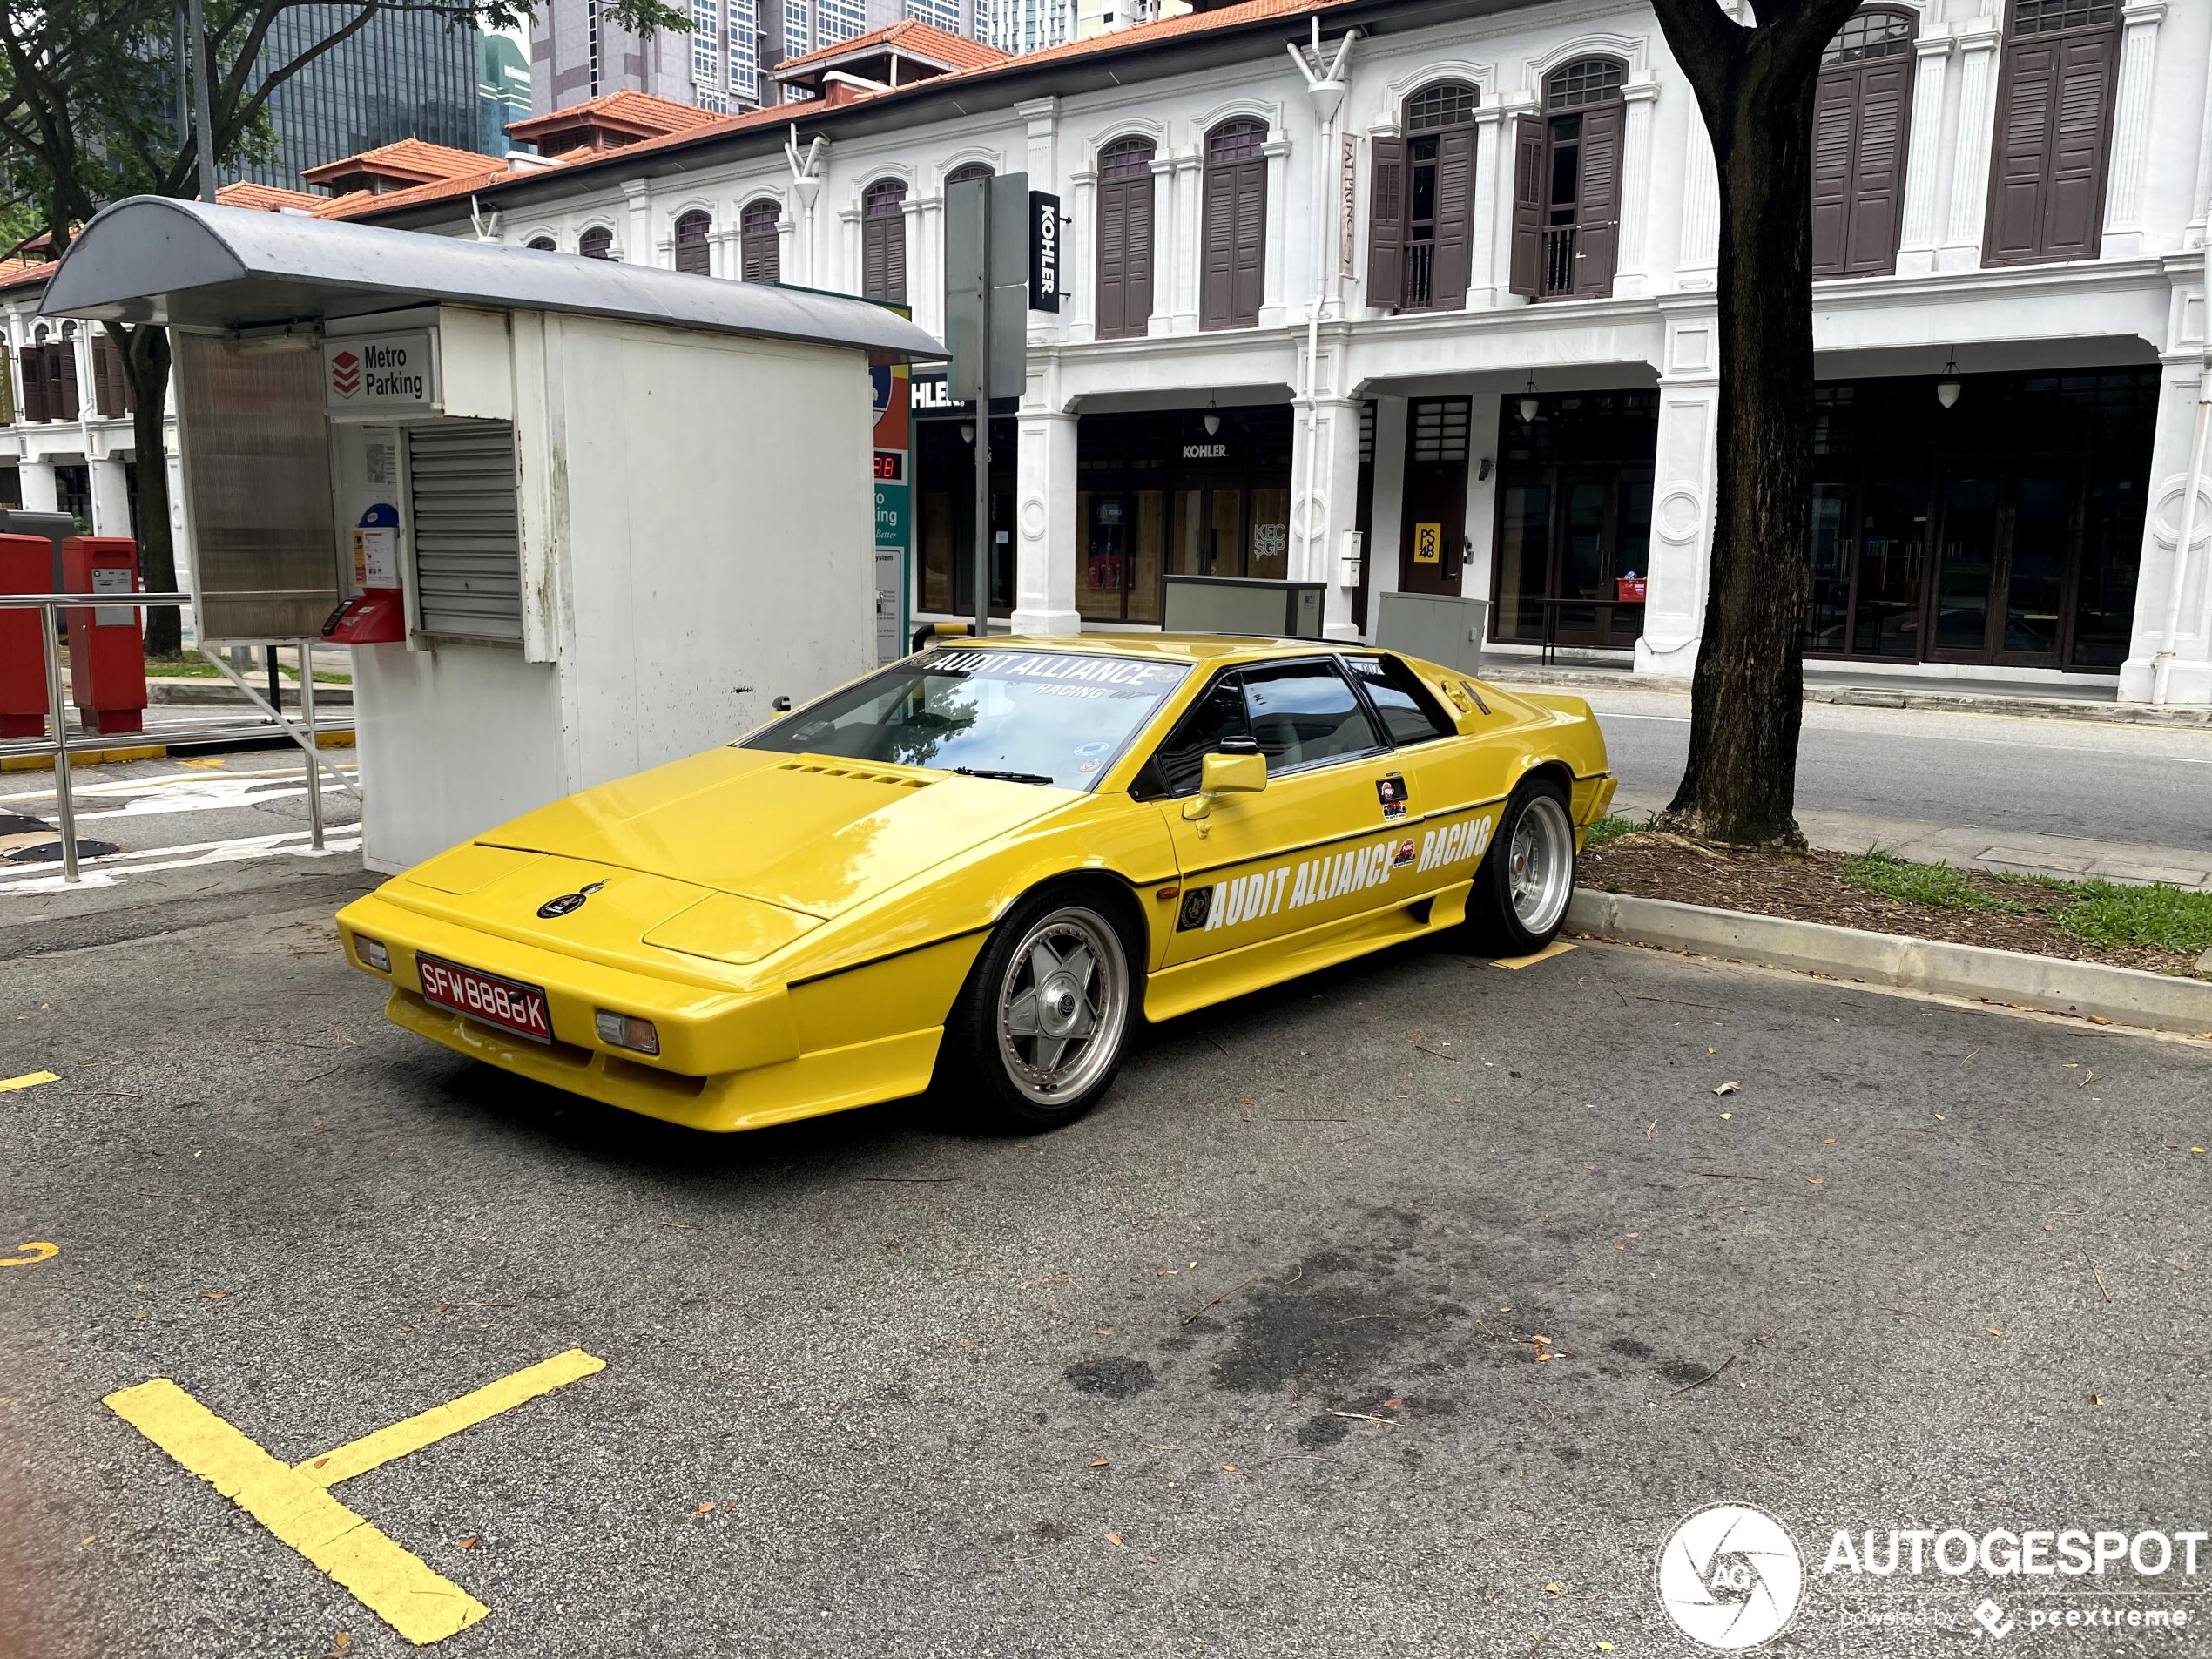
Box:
[1566, 889, 2212, 1037]
[1482, 664, 2212, 727]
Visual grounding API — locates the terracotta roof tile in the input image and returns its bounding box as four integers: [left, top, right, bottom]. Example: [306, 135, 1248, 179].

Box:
[772, 17, 1011, 75]
[504, 89, 721, 144]
[300, 137, 497, 186]
[215, 180, 323, 212]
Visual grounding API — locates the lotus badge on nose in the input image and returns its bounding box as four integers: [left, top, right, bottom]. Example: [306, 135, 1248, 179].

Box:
[536, 881, 605, 919]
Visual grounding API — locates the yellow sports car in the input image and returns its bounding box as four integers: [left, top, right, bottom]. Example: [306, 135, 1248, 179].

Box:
[336, 637, 1613, 1133]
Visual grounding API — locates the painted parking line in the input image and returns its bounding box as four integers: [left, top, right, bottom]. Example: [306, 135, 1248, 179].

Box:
[0, 1070, 59, 1092]
[0, 1242, 58, 1265]
[1492, 941, 1576, 971]
[105, 1348, 605, 1646]
[0, 827, 362, 894]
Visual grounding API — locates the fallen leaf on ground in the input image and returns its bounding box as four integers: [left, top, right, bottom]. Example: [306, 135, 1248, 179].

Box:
[2088, 1393, 2102, 1405]
[1986, 1327, 2004, 1338]
[1544, 1582, 1561, 1594]
[1090, 1458, 1110, 1467]
[1806, 1177, 1824, 1185]
[1714, 1082, 1739, 1096]
[457, 1537, 478, 1549]
[694, 1502, 716, 1514]
[1106, 1532, 1125, 1548]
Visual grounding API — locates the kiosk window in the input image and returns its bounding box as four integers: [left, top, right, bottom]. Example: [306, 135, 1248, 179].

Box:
[408, 419, 523, 642]
[1345, 654, 1456, 744]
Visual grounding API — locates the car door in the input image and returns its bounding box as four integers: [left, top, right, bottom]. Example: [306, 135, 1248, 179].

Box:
[1148, 658, 1409, 968]
[1342, 652, 1525, 894]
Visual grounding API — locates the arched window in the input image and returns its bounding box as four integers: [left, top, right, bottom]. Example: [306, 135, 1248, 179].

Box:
[1095, 136, 1156, 340]
[861, 179, 907, 303]
[579, 225, 615, 260]
[526, 235, 556, 251]
[1510, 58, 1626, 300]
[945, 161, 995, 188]
[1813, 8, 1917, 279]
[1986, 0, 2121, 266]
[1199, 118, 1266, 331]
[1368, 81, 1478, 314]
[673, 209, 711, 275]
[740, 199, 780, 282]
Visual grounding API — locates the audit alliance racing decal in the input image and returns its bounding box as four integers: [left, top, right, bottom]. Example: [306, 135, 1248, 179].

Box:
[1178, 809, 1497, 932]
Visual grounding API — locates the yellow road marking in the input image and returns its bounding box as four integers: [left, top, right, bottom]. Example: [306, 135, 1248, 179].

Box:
[1492, 941, 1577, 971]
[0, 1071, 59, 1092]
[105, 1350, 604, 1645]
[104, 1379, 489, 1645]
[0, 1241, 58, 1265]
[297, 1350, 605, 1488]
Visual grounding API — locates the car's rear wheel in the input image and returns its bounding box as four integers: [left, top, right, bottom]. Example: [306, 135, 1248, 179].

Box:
[1467, 775, 1577, 954]
[941, 888, 1136, 1131]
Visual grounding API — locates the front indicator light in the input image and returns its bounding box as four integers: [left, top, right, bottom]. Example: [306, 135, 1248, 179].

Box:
[595, 1009, 660, 1055]
[355, 936, 390, 972]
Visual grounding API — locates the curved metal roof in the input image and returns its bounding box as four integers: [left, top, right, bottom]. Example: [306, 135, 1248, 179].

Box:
[38, 196, 945, 362]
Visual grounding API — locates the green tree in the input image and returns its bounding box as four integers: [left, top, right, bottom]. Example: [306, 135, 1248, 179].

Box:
[0, 0, 682, 652]
[1647, 0, 1864, 846]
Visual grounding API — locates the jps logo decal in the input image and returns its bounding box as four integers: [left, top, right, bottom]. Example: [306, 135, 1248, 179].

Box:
[1177, 887, 1214, 931]
[536, 880, 605, 919]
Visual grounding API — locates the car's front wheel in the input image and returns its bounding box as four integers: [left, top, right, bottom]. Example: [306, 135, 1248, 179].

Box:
[1467, 775, 1578, 954]
[941, 888, 1136, 1131]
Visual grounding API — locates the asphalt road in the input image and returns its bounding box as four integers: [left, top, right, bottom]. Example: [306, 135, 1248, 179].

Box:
[1579, 689, 2212, 853]
[3, 869, 2206, 1657]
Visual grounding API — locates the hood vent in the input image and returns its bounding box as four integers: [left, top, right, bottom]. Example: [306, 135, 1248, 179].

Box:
[775, 759, 934, 790]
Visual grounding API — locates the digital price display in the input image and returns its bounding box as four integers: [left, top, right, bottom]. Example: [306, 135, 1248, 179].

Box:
[873, 450, 906, 482]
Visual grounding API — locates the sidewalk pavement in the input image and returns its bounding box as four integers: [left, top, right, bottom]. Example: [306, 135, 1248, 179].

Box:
[1609, 786, 2212, 893]
[1481, 659, 2212, 727]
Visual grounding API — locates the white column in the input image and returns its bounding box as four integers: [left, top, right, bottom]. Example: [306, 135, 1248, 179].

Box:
[1260, 134, 1291, 327]
[1613, 77, 1659, 300]
[1172, 152, 1203, 333]
[2120, 359, 2212, 703]
[18, 458, 57, 513]
[1636, 304, 1721, 678]
[2192, 10, 2212, 249]
[2099, 0, 2166, 260]
[1293, 361, 1363, 640]
[1146, 156, 1177, 336]
[1894, 33, 1954, 277]
[1461, 112, 1503, 309]
[1676, 112, 1719, 289]
[1460, 393, 1503, 606]
[87, 457, 130, 536]
[621, 179, 652, 265]
[780, 186, 806, 286]
[838, 203, 862, 297]
[1362, 395, 1408, 624]
[1938, 24, 2002, 273]
[901, 195, 928, 327]
[1012, 408, 1080, 636]
[1068, 167, 1096, 342]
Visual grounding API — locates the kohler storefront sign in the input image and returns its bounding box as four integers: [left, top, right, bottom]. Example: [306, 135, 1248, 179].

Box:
[323, 330, 441, 419]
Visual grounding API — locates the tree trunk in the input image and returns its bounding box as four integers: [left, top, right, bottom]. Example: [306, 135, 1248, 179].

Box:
[1659, 59, 1825, 848]
[114, 320, 180, 656]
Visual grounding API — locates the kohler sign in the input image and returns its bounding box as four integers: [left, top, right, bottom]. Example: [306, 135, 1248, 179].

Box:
[324, 330, 441, 418]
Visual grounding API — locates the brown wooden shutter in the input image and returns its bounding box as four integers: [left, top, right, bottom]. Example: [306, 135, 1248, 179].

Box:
[1365, 134, 1405, 312]
[2043, 30, 2116, 257]
[1429, 125, 1476, 309]
[1200, 165, 1235, 329]
[862, 216, 887, 300]
[1123, 171, 1154, 336]
[20, 344, 45, 422]
[91, 335, 125, 417]
[1231, 160, 1265, 327]
[1572, 101, 1623, 298]
[1986, 41, 2055, 261]
[0, 346, 13, 425]
[53, 343, 79, 421]
[1811, 71, 1857, 276]
[1508, 113, 1544, 298]
[742, 231, 779, 282]
[1845, 55, 1910, 274]
[673, 212, 711, 275]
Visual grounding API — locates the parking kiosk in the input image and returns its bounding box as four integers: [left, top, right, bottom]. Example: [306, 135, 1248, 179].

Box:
[41, 199, 945, 870]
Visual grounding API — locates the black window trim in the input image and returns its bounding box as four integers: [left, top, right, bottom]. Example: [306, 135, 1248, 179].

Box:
[1132, 653, 1399, 799]
[1339, 651, 1460, 746]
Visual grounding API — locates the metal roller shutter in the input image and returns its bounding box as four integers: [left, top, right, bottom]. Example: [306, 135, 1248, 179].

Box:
[408, 419, 523, 642]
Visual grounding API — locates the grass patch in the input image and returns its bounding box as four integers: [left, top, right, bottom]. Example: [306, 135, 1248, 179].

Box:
[139, 654, 349, 683]
[2052, 880, 2212, 956]
[1838, 847, 2029, 914]
[1583, 812, 1654, 850]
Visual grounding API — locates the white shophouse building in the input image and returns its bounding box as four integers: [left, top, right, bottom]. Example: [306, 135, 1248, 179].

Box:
[262, 1, 2212, 700]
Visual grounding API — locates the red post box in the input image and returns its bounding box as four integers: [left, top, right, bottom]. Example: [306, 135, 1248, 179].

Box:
[61, 536, 148, 737]
[0, 532, 51, 738]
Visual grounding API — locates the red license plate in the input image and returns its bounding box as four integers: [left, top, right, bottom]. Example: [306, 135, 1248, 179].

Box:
[416, 954, 554, 1044]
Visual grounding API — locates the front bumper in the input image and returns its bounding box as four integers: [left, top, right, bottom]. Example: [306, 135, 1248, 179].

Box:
[339, 891, 948, 1132]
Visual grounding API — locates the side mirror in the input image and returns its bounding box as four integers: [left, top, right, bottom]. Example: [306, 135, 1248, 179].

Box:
[1181, 750, 1267, 822]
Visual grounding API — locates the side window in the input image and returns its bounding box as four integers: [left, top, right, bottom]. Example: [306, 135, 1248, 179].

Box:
[1345, 655, 1456, 744]
[1143, 672, 1251, 797]
[1241, 660, 1382, 772]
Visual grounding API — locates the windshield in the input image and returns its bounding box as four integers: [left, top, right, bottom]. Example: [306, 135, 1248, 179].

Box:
[741, 648, 1191, 790]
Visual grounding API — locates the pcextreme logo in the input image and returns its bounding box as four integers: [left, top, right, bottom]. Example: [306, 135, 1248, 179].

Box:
[1656, 1504, 1805, 1651]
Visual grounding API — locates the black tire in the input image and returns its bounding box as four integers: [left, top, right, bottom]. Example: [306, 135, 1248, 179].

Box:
[1467, 775, 1578, 955]
[938, 885, 1139, 1132]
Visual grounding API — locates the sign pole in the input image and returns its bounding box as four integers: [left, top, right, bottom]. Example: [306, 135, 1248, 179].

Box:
[974, 215, 991, 642]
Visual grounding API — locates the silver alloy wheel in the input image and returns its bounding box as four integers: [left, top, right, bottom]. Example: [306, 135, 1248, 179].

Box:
[1507, 793, 1576, 934]
[995, 906, 1130, 1107]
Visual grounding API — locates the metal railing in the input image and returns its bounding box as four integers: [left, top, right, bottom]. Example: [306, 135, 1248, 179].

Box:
[1541, 226, 1578, 296]
[1403, 241, 1436, 310]
[0, 590, 358, 885]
